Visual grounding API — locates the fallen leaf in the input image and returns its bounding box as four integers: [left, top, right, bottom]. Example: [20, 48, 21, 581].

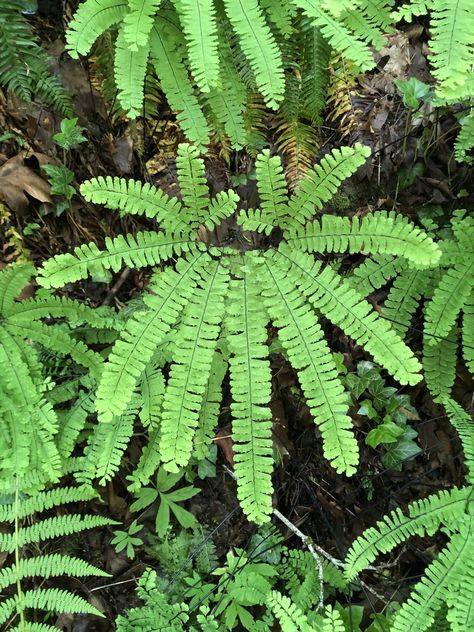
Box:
[0, 152, 53, 215]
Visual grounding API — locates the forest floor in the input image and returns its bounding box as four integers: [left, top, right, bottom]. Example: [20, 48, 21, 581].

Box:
[0, 5, 473, 631]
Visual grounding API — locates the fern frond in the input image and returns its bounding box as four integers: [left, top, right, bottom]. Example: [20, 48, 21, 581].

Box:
[423, 329, 457, 400]
[300, 24, 331, 124]
[261, 252, 358, 475]
[57, 389, 95, 460]
[114, 24, 149, 117]
[227, 255, 274, 524]
[261, 0, 296, 36]
[237, 208, 276, 235]
[347, 255, 408, 297]
[202, 191, 239, 231]
[287, 212, 440, 268]
[424, 260, 473, 343]
[80, 175, 186, 232]
[382, 268, 427, 336]
[139, 361, 165, 428]
[455, 110, 474, 163]
[122, 0, 160, 51]
[0, 485, 97, 522]
[66, 0, 128, 58]
[284, 144, 371, 228]
[160, 260, 229, 471]
[0, 588, 104, 626]
[292, 0, 376, 71]
[441, 397, 474, 484]
[96, 252, 209, 421]
[267, 590, 311, 631]
[176, 142, 209, 225]
[37, 232, 197, 289]
[0, 263, 34, 313]
[222, 0, 285, 109]
[463, 293, 474, 373]
[178, 0, 220, 92]
[255, 150, 290, 225]
[150, 18, 210, 149]
[344, 487, 473, 581]
[390, 520, 474, 632]
[278, 248, 422, 385]
[193, 350, 227, 460]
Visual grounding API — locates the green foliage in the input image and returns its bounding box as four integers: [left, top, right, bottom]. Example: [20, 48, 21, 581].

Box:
[65, 0, 392, 150]
[0, 263, 119, 489]
[37, 143, 441, 524]
[0, 1, 72, 114]
[0, 481, 114, 629]
[53, 118, 87, 151]
[112, 519, 143, 558]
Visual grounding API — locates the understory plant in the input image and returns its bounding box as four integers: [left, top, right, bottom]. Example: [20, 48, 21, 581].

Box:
[37, 142, 442, 524]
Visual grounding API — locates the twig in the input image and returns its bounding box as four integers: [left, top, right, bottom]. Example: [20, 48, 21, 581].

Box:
[102, 266, 130, 306]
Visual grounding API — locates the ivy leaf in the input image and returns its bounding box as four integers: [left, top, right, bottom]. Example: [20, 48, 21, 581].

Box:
[365, 421, 405, 448]
[382, 434, 422, 470]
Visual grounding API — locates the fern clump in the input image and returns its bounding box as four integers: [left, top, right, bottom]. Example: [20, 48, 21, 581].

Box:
[65, 0, 393, 150]
[0, 482, 114, 630]
[37, 143, 441, 524]
[0, 263, 119, 489]
[0, 1, 72, 114]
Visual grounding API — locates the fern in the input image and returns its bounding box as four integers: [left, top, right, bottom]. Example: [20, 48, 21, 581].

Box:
[0, 482, 114, 629]
[37, 144, 440, 524]
[0, 1, 72, 114]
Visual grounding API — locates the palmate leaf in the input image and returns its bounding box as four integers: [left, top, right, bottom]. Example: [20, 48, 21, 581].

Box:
[160, 260, 229, 471]
[278, 248, 422, 386]
[227, 256, 274, 524]
[261, 252, 358, 475]
[96, 252, 209, 421]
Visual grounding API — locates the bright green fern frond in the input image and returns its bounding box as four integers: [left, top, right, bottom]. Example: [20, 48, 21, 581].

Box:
[441, 397, 474, 484]
[9, 624, 59, 632]
[455, 110, 474, 163]
[463, 293, 473, 373]
[423, 329, 457, 400]
[0, 588, 104, 627]
[382, 268, 427, 336]
[347, 255, 408, 297]
[237, 208, 276, 235]
[193, 350, 227, 460]
[160, 260, 229, 471]
[178, 0, 220, 92]
[114, 24, 149, 117]
[0, 263, 34, 313]
[285, 144, 371, 229]
[222, 0, 285, 109]
[390, 520, 474, 632]
[150, 19, 210, 149]
[96, 252, 209, 421]
[424, 260, 473, 343]
[57, 389, 95, 460]
[37, 231, 196, 289]
[255, 149, 290, 225]
[123, 0, 161, 50]
[428, 0, 474, 99]
[66, 0, 128, 58]
[0, 554, 108, 591]
[176, 142, 209, 225]
[139, 361, 165, 428]
[287, 211, 440, 268]
[0, 486, 97, 522]
[80, 175, 186, 233]
[202, 190, 239, 231]
[446, 537, 474, 631]
[261, 251, 358, 475]
[292, 0, 376, 71]
[344, 486, 473, 581]
[227, 255, 274, 524]
[278, 248, 422, 385]
[267, 590, 312, 632]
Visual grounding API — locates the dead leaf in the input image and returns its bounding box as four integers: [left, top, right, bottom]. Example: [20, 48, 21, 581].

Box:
[0, 152, 53, 215]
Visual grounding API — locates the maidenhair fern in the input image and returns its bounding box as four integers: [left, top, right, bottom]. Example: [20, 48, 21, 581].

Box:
[344, 398, 474, 632]
[37, 143, 441, 524]
[0, 1, 72, 115]
[0, 481, 114, 630]
[65, 0, 392, 149]
[0, 263, 119, 489]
